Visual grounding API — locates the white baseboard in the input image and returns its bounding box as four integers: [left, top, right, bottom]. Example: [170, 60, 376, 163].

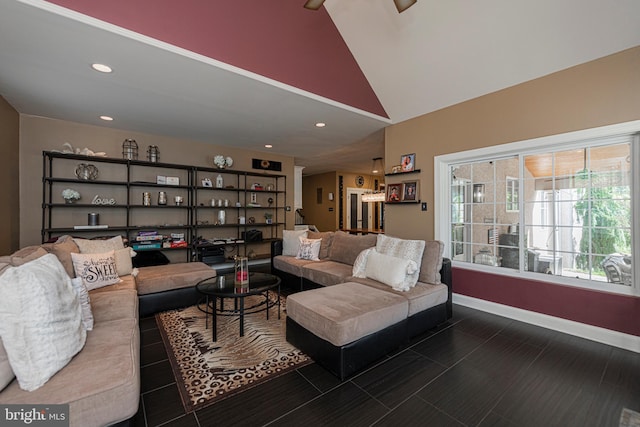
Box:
[453, 294, 640, 353]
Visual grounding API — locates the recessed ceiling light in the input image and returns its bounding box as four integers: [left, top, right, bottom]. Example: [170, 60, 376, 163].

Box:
[91, 63, 113, 73]
[265, 144, 273, 148]
[315, 122, 326, 128]
[99, 115, 113, 121]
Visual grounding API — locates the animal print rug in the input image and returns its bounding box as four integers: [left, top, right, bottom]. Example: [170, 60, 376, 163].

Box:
[156, 294, 310, 413]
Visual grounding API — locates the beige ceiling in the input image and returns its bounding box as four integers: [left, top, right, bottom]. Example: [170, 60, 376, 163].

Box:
[1, 0, 639, 175]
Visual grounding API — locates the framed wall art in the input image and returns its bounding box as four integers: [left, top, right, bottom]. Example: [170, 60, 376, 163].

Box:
[402, 180, 419, 201]
[400, 153, 415, 172]
[386, 183, 403, 203]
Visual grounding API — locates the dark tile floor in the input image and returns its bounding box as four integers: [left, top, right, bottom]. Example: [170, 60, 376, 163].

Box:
[134, 305, 640, 427]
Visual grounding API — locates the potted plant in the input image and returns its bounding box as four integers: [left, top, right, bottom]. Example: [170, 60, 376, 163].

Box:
[264, 212, 273, 224]
[62, 188, 81, 204]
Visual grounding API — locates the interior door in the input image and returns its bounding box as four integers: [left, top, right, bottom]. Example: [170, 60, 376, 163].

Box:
[346, 188, 373, 231]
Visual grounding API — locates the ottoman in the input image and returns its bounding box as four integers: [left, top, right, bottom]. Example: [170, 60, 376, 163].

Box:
[286, 282, 409, 379]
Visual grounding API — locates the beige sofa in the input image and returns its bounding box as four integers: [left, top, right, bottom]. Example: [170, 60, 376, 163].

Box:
[272, 230, 452, 379]
[0, 236, 215, 427]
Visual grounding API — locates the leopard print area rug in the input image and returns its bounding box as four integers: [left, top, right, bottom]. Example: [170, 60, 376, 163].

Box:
[156, 294, 311, 413]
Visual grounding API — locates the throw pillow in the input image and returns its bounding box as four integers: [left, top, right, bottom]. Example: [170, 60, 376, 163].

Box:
[365, 250, 418, 292]
[73, 235, 125, 254]
[376, 234, 425, 288]
[282, 230, 308, 257]
[114, 247, 136, 276]
[296, 237, 322, 261]
[328, 231, 377, 265]
[0, 245, 47, 276]
[352, 247, 375, 278]
[307, 231, 335, 259]
[0, 254, 86, 391]
[419, 240, 445, 285]
[0, 338, 13, 392]
[41, 235, 80, 278]
[71, 251, 120, 291]
[71, 277, 94, 331]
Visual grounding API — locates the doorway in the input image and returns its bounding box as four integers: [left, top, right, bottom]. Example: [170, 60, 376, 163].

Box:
[346, 188, 374, 231]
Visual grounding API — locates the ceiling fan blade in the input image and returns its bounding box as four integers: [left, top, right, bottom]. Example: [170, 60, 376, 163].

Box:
[394, 0, 417, 13]
[304, 0, 326, 10]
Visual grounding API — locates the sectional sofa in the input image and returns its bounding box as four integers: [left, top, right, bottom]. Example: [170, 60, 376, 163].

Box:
[272, 230, 452, 379]
[0, 235, 215, 427]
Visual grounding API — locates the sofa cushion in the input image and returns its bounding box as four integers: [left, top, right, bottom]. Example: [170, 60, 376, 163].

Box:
[301, 261, 354, 287]
[0, 318, 140, 427]
[283, 229, 308, 256]
[419, 240, 445, 285]
[287, 282, 409, 347]
[0, 254, 86, 391]
[364, 251, 418, 291]
[136, 262, 215, 295]
[273, 255, 319, 276]
[296, 237, 322, 261]
[114, 247, 136, 276]
[42, 235, 80, 278]
[90, 289, 139, 323]
[88, 274, 137, 295]
[328, 231, 377, 266]
[350, 277, 449, 317]
[376, 234, 425, 289]
[307, 231, 335, 259]
[71, 251, 121, 291]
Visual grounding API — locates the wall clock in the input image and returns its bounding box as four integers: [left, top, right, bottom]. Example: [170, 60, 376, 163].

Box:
[355, 175, 365, 187]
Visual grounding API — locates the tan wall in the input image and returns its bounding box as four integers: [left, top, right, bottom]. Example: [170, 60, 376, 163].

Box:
[385, 46, 640, 241]
[19, 116, 295, 249]
[302, 171, 383, 232]
[302, 172, 337, 231]
[0, 97, 20, 255]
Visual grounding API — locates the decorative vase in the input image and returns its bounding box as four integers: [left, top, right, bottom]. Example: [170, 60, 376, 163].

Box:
[234, 256, 249, 286]
[216, 174, 224, 188]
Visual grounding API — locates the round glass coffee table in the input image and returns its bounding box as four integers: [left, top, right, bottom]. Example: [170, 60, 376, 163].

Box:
[196, 272, 281, 341]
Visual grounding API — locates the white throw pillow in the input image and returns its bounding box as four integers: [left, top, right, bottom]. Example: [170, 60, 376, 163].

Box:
[296, 237, 322, 261]
[71, 277, 94, 331]
[352, 247, 375, 278]
[283, 230, 308, 257]
[0, 338, 14, 391]
[73, 235, 125, 254]
[365, 250, 418, 292]
[0, 254, 86, 391]
[376, 234, 425, 289]
[71, 251, 120, 291]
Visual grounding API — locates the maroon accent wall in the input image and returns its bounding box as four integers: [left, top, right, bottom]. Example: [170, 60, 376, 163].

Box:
[46, 0, 388, 118]
[453, 267, 640, 337]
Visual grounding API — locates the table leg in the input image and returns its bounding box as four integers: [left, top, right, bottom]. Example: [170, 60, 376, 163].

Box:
[266, 291, 270, 321]
[239, 296, 244, 337]
[212, 296, 217, 342]
[277, 284, 281, 320]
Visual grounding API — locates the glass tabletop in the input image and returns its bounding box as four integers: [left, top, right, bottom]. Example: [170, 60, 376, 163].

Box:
[196, 272, 280, 297]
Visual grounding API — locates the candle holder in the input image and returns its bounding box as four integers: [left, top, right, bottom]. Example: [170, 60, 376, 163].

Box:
[234, 256, 249, 286]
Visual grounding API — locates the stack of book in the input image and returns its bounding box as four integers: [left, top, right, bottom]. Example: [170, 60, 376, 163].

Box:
[131, 231, 164, 250]
[168, 233, 187, 248]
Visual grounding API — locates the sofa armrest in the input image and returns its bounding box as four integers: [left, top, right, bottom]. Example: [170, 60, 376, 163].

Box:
[440, 258, 452, 319]
[271, 239, 283, 271]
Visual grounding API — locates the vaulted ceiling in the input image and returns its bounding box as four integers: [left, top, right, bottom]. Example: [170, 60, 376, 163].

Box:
[1, 0, 639, 175]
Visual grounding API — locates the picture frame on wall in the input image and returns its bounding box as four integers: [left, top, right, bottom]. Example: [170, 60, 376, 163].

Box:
[386, 183, 403, 203]
[401, 153, 415, 172]
[402, 180, 419, 201]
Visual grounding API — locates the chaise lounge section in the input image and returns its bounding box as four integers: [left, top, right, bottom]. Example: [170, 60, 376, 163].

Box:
[272, 230, 452, 379]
